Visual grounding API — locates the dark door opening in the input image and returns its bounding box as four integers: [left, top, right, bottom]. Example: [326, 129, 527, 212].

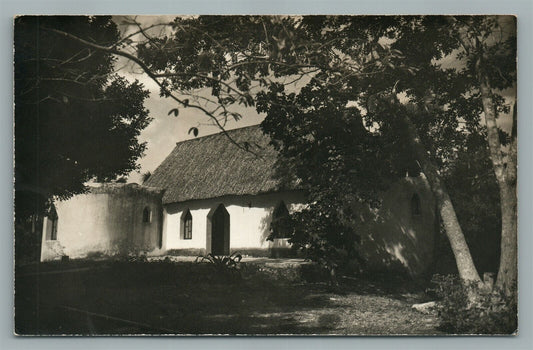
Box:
[207, 204, 230, 255]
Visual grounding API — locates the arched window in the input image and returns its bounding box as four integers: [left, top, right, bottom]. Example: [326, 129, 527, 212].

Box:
[142, 206, 152, 223]
[411, 193, 421, 217]
[181, 209, 193, 240]
[271, 201, 292, 239]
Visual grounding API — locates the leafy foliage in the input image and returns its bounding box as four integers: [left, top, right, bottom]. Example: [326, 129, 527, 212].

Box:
[14, 16, 151, 220]
[287, 202, 364, 280]
[430, 274, 517, 334]
[256, 78, 416, 275]
[117, 15, 515, 285]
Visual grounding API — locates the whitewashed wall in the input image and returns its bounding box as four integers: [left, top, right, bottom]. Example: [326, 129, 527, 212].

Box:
[360, 175, 437, 277]
[41, 184, 164, 261]
[162, 190, 306, 255]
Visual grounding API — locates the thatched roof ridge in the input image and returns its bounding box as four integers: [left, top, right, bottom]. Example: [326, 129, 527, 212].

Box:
[144, 125, 293, 204]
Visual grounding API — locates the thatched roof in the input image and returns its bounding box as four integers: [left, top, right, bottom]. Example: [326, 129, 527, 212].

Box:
[144, 125, 294, 204]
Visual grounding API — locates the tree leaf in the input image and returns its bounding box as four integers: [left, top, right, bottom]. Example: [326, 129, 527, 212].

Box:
[231, 112, 242, 121]
[188, 127, 199, 137]
[168, 108, 179, 117]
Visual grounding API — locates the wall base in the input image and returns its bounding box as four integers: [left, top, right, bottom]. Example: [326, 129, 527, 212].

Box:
[165, 247, 298, 258]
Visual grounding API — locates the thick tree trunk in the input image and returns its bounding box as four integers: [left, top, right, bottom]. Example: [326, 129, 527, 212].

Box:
[477, 67, 517, 291]
[401, 113, 482, 284]
[497, 104, 517, 290]
[497, 181, 517, 290]
[481, 96, 518, 292]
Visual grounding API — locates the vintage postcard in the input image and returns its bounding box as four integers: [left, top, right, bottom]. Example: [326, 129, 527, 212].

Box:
[14, 15, 517, 335]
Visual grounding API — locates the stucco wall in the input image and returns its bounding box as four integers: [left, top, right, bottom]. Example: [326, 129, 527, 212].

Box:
[41, 183, 164, 261]
[360, 175, 437, 277]
[162, 190, 306, 256]
[39, 177, 437, 277]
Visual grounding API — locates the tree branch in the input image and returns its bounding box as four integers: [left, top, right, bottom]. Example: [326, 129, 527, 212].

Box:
[43, 26, 261, 157]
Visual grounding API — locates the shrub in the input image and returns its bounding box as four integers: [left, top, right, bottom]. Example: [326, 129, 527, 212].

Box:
[430, 274, 517, 334]
[282, 200, 365, 285]
[15, 220, 42, 265]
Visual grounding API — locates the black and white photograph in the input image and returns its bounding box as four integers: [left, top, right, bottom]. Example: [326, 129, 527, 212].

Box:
[13, 15, 517, 335]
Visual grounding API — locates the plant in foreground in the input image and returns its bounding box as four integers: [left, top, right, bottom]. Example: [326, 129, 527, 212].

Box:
[430, 274, 517, 334]
[195, 252, 243, 281]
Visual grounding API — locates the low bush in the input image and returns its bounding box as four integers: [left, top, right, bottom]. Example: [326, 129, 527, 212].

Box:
[15, 221, 42, 265]
[430, 274, 517, 334]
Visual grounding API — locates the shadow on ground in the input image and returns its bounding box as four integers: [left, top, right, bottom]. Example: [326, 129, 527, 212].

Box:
[15, 260, 440, 335]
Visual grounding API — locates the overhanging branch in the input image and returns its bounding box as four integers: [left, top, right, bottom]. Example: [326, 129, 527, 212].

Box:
[43, 26, 260, 157]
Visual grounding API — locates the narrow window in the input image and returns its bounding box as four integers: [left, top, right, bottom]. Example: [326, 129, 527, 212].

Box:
[142, 206, 152, 223]
[181, 209, 193, 240]
[271, 201, 292, 239]
[48, 206, 58, 240]
[50, 218, 58, 240]
[411, 193, 421, 216]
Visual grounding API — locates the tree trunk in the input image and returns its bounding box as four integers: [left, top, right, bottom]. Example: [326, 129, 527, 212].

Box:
[481, 89, 518, 293]
[400, 113, 482, 284]
[497, 181, 517, 290]
[477, 66, 517, 291]
[450, 15, 518, 291]
[496, 104, 517, 290]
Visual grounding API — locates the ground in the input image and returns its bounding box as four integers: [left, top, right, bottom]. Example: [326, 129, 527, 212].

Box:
[14, 258, 441, 335]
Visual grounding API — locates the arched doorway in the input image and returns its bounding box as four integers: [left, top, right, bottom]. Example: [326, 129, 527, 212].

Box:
[207, 204, 230, 255]
[271, 201, 291, 239]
